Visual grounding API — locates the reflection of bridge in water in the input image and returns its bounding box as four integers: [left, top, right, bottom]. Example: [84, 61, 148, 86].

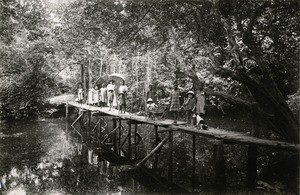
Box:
[66, 101, 300, 192]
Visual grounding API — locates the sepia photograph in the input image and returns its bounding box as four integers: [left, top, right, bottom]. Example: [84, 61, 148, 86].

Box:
[0, 0, 299, 194]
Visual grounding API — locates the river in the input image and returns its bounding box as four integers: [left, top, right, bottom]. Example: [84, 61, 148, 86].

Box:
[0, 118, 147, 195]
[1, 116, 297, 194]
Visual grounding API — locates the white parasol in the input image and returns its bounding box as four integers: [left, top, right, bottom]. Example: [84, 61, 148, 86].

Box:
[109, 73, 126, 83]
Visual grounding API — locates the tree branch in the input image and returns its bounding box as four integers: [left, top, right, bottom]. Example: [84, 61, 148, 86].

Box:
[118, 0, 160, 48]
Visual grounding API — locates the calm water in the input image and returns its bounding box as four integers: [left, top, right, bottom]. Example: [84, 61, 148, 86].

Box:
[1, 117, 297, 194]
[0, 118, 147, 195]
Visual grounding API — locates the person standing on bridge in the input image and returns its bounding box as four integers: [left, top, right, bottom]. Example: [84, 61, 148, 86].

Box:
[107, 80, 115, 111]
[118, 92, 126, 114]
[195, 89, 206, 117]
[119, 80, 128, 94]
[88, 87, 94, 105]
[99, 83, 107, 107]
[118, 81, 128, 112]
[93, 85, 99, 106]
[169, 84, 180, 124]
[183, 91, 196, 126]
[77, 83, 84, 104]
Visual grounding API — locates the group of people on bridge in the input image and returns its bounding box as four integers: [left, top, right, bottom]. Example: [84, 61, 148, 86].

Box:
[77, 79, 208, 130]
[77, 79, 128, 113]
[165, 84, 207, 129]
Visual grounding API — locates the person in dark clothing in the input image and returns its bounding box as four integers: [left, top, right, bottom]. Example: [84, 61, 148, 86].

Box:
[183, 91, 196, 126]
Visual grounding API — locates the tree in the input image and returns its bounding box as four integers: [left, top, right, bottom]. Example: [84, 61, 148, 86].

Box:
[0, 0, 57, 119]
[57, 0, 299, 142]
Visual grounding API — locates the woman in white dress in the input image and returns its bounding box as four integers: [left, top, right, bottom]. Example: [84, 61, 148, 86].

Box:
[88, 87, 94, 105]
[107, 80, 115, 110]
[93, 85, 99, 106]
[77, 83, 84, 104]
[99, 83, 107, 107]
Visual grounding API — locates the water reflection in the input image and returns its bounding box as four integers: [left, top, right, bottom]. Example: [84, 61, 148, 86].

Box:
[0, 118, 144, 194]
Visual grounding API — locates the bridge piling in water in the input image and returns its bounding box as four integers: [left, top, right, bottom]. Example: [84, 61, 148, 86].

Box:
[65, 101, 300, 192]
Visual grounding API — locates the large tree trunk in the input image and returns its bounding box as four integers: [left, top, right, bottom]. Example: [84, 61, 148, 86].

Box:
[241, 74, 299, 143]
[88, 57, 92, 89]
[81, 63, 87, 100]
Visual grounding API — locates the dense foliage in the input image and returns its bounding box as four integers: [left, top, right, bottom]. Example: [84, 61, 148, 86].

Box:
[0, 0, 299, 192]
[0, 0, 299, 142]
[0, 0, 74, 119]
[55, 0, 299, 142]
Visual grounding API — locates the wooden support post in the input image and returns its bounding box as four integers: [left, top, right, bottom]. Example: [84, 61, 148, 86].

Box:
[71, 112, 84, 141]
[66, 101, 69, 140]
[118, 118, 122, 155]
[247, 144, 257, 189]
[154, 125, 159, 170]
[134, 124, 137, 160]
[79, 110, 85, 131]
[98, 116, 102, 140]
[113, 118, 117, 153]
[128, 123, 132, 159]
[192, 135, 196, 191]
[82, 144, 88, 165]
[247, 104, 259, 189]
[213, 140, 226, 191]
[168, 130, 173, 182]
[87, 111, 91, 139]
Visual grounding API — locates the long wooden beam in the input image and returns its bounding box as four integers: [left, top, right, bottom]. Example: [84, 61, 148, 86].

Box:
[169, 125, 300, 151]
[68, 101, 184, 127]
[136, 134, 171, 166]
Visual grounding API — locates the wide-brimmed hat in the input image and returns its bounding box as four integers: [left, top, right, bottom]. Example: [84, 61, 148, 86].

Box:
[187, 91, 195, 95]
[147, 98, 153, 103]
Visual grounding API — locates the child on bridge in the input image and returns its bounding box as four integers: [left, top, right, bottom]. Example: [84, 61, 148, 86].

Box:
[146, 98, 158, 111]
[118, 92, 126, 114]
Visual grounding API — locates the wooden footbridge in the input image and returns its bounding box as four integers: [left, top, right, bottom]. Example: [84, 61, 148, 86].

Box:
[65, 101, 300, 192]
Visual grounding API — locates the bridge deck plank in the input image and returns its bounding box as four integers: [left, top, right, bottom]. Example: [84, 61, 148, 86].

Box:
[68, 101, 300, 151]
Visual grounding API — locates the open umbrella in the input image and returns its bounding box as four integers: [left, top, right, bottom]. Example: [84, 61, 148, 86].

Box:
[109, 73, 126, 84]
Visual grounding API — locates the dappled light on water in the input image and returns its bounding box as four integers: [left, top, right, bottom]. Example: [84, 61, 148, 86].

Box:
[0, 118, 141, 194]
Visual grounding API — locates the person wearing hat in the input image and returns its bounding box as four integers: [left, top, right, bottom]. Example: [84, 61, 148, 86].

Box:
[146, 98, 157, 111]
[118, 91, 126, 114]
[169, 84, 180, 124]
[182, 90, 196, 126]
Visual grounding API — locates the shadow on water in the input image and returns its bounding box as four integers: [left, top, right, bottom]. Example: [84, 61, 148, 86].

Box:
[0, 118, 154, 194]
